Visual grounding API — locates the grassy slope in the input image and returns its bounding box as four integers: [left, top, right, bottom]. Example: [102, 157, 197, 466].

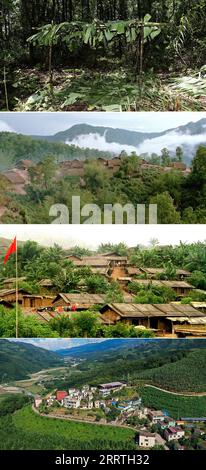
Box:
[9, 406, 135, 450]
[138, 349, 206, 393]
[141, 387, 206, 419]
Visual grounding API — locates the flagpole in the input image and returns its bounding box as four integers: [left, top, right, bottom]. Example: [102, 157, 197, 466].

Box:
[16, 238, 18, 338]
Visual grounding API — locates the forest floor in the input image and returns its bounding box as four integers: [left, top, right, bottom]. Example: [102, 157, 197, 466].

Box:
[4, 62, 206, 112]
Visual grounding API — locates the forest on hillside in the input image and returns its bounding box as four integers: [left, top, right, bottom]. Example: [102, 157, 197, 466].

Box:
[42, 347, 206, 393]
[139, 349, 206, 392]
[1, 144, 206, 224]
[1, 1, 206, 111]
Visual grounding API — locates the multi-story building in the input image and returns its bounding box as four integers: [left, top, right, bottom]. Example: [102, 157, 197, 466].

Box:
[137, 431, 156, 448]
[158, 417, 176, 430]
[148, 410, 165, 423]
[63, 397, 81, 409]
[99, 382, 125, 396]
[164, 427, 185, 442]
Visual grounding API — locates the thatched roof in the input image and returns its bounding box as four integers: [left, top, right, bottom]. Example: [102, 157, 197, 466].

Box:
[132, 279, 194, 288]
[100, 303, 204, 318]
[0, 288, 29, 297]
[71, 257, 110, 267]
[53, 293, 105, 305]
[140, 267, 191, 276]
[2, 169, 29, 184]
[127, 267, 142, 276]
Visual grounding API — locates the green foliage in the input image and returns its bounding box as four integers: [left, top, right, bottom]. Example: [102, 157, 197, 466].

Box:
[27, 18, 162, 57]
[141, 387, 206, 419]
[0, 394, 30, 417]
[0, 308, 58, 338]
[49, 311, 154, 338]
[106, 406, 121, 422]
[150, 192, 181, 224]
[85, 275, 110, 293]
[128, 283, 176, 303]
[139, 349, 206, 393]
[3, 405, 135, 450]
[189, 271, 206, 290]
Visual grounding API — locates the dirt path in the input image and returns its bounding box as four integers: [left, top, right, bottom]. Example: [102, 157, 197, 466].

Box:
[145, 384, 206, 397]
[32, 405, 137, 432]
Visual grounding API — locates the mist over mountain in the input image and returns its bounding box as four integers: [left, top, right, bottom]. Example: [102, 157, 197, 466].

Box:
[1, 119, 206, 169]
[32, 119, 206, 163]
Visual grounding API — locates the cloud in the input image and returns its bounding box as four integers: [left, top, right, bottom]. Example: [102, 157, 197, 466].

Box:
[136, 131, 206, 155]
[65, 128, 206, 157]
[66, 131, 138, 155]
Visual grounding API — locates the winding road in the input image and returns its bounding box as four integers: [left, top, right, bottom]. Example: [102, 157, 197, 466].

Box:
[144, 384, 206, 397]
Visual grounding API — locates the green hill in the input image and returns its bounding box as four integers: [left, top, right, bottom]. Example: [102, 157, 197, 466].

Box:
[138, 349, 206, 392]
[141, 386, 206, 419]
[0, 340, 62, 382]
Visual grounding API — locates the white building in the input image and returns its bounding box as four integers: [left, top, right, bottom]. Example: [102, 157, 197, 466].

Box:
[148, 410, 165, 423]
[99, 382, 125, 397]
[34, 396, 42, 408]
[63, 396, 81, 409]
[138, 431, 156, 448]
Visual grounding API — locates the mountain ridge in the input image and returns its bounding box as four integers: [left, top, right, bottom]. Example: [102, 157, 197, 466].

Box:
[32, 118, 206, 147]
[0, 340, 62, 382]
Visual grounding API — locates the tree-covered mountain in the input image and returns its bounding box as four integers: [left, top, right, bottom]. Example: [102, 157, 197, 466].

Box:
[56, 338, 206, 359]
[50, 340, 206, 393]
[33, 123, 162, 145]
[32, 119, 206, 162]
[0, 340, 62, 382]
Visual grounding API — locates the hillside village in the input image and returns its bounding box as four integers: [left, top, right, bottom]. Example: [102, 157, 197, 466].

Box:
[0, 148, 195, 225]
[1, 133, 206, 224]
[1, 156, 190, 197]
[1, 245, 206, 338]
[34, 381, 206, 451]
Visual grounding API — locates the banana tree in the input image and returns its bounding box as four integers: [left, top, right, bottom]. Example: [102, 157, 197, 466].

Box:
[80, 15, 164, 76]
[28, 22, 71, 95]
[27, 15, 165, 90]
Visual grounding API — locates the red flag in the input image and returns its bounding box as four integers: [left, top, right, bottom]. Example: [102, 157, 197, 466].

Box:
[4, 237, 17, 264]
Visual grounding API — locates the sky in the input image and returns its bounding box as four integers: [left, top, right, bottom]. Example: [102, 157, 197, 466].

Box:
[0, 225, 205, 249]
[10, 338, 105, 351]
[0, 112, 205, 135]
